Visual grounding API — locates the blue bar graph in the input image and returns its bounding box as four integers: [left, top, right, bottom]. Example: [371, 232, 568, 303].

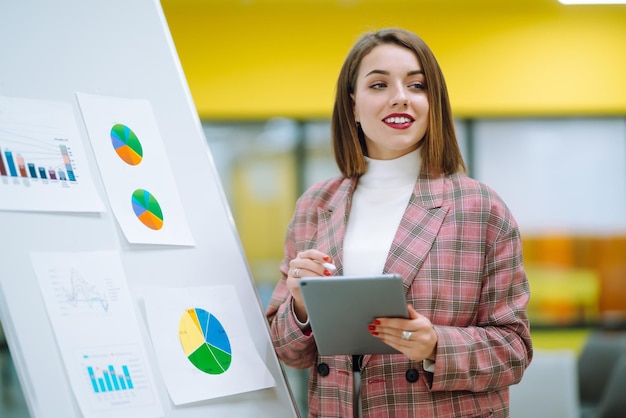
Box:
[0, 145, 77, 182]
[103, 371, 113, 391]
[87, 364, 135, 394]
[87, 367, 99, 393]
[108, 366, 120, 390]
[123, 365, 134, 389]
[4, 150, 17, 177]
[28, 163, 37, 178]
[60, 145, 76, 181]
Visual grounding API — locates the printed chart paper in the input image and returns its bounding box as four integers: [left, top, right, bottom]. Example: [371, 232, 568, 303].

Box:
[76, 93, 194, 246]
[0, 96, 105, 212]
[143, 286, 275, 405]
[31, 251, 164, 418]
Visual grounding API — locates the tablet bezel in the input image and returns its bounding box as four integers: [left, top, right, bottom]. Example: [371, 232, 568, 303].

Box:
[299, 273, 409, 355]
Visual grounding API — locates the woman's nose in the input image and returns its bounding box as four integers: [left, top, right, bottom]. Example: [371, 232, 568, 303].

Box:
[390, 87, 409, 107]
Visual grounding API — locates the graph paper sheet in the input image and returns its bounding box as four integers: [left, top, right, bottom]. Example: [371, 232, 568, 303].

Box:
[30, 250, 164, 418]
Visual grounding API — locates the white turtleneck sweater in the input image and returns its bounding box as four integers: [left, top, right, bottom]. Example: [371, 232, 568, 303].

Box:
[342, 148, 422, 277]
[342, 148, 422, 418]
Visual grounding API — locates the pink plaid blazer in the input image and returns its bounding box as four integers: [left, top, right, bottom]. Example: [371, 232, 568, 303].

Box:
[266, 172, 533, 418]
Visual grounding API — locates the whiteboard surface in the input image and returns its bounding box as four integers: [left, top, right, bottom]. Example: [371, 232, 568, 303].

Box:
[0, 1, 297, 417]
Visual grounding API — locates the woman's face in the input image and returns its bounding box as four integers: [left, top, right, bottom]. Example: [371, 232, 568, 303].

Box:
[352, 43, 429, 160]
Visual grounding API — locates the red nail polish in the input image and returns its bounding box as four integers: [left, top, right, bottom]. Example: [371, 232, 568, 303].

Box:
[371, 331, 379, 336]
[323, 255, 331, 262]
[373, 319, 381, 325]
[368, 325, 375, 330]
[323, 270, 331, 276]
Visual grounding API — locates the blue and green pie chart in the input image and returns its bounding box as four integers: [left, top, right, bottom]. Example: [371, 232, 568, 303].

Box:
[110, 123, 143, 165]
[131, 189, 164, 230]
[179, 308, 232, 375]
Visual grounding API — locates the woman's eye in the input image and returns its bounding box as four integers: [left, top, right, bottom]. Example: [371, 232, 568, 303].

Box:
[370, 82, 386, 89]
[409, 82, 425, 90]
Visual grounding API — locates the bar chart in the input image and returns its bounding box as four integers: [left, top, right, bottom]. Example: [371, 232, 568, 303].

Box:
[0, 142, 77, 182]
[87, 364, 134, 394]
[77, 347, 159, 411]
[0, 96, 105, 212]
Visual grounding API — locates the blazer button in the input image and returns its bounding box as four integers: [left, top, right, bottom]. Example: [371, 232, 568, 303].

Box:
[405, 368, 419, 383]
[317, 363, 330, 377]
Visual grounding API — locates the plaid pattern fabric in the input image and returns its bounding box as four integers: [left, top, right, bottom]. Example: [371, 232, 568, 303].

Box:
[266, 173, 533, 418]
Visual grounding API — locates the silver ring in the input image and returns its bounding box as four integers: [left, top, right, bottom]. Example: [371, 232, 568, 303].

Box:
[402, 330, 413, 340]
[293, 268, 300, 278]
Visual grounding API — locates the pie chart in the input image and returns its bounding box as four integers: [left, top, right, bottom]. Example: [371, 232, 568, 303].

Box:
[179, 308, 232, 375]
[131, 189, 164, 230]
[110, 123, 143, 166]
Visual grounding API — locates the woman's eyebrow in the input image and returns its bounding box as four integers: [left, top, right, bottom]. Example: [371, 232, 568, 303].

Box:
[365, 69, 424, 77]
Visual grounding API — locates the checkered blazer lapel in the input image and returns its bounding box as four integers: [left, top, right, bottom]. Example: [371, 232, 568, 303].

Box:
[315, 174, 448, 283]
[363, 174, 449, 368]
[315, 177, 357, 275]
[384, 173, 449, 291]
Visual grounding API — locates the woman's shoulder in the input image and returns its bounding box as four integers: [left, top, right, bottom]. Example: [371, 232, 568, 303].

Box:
[446, 173, 522, 242]
[447, 173, 514, 216]
[296, 175, 350, 210]
[301, 175, 348, 198]
[306, 175, 346, 192]
[449, 173, 505, 201]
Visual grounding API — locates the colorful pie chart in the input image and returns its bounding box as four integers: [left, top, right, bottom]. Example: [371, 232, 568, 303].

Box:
[179, 308, 232, 375]
[131, 189, 164, 230]
[110, 123, 143, 165]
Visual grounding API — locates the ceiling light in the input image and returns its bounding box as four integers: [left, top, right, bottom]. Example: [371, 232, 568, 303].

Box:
[559, 0, 626, 4]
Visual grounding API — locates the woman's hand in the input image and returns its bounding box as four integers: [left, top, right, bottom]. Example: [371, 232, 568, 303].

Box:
[368, 304, 438, 362]
[287, 249, 336, 323]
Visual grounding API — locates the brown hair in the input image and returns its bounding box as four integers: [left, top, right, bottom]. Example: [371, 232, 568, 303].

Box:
[331, 27, 466, 178]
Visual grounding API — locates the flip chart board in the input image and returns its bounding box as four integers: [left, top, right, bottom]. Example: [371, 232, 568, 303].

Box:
[0, 1, 298, 417]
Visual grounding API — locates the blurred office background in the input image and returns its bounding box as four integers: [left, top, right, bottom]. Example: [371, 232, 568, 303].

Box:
[2, 0, 625, 417]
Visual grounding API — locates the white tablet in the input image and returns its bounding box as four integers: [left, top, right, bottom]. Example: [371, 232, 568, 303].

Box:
[299, 274, 409, 355]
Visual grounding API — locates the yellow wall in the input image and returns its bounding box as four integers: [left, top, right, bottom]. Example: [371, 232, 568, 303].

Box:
[162, 1, 626, 119]
[232, 152, 297, 283]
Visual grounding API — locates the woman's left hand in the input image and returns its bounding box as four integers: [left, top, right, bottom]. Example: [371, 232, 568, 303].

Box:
[368, 304, 438, 362]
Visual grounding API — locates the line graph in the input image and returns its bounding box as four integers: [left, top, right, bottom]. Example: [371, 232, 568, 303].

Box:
[44, 264, 121, 318]
[61, 268, 111, 312]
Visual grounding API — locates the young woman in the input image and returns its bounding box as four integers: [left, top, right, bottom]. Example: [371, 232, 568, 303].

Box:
[266, 27, 532, 418]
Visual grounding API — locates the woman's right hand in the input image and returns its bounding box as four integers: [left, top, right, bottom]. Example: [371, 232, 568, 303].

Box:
[287, 249, 336, 322]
